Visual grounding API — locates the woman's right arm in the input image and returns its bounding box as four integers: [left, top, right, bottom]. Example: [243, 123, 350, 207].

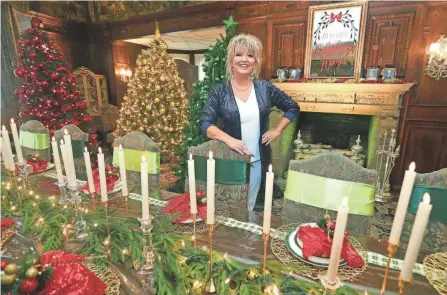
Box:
[199, 86, 252, 156]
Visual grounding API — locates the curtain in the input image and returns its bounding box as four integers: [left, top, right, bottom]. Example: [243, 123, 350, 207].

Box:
[1, 2, 20, 125]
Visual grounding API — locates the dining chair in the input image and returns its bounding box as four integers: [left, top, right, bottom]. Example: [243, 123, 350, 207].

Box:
[281, 152, 378, 235]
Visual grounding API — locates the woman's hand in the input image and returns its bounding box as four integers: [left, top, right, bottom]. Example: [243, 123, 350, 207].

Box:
[225, 138, 253, 156]
[262, 129, 281, 145]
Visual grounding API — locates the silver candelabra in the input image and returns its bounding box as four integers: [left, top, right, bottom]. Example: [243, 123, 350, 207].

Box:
[375, 129, 400, 202]
[293, 130, 303, 160]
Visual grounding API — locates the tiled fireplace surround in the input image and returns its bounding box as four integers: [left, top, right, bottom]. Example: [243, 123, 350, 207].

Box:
[273, 82, 414, 170]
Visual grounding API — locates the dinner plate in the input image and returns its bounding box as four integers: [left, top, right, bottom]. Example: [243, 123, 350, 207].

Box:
[285, 223, 347, 267]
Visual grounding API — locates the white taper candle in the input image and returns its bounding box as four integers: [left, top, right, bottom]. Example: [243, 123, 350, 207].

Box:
[118, 145, 129, 196]
[97, 147, 108, 202]
[188, 153, 197, 214]
[83, 147, 95, 194]
[263, 164, 274, 234]
[400, 193, 432, 282]
[327, 197, 349, 282]
[206, 151, 215, 224]
[141, 155, 150, 221]
[389, 162, 416, 245]
[51, 137, 64, 183]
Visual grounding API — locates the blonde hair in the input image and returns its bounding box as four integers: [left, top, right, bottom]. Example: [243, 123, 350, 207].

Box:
[226, 34, 263, 80]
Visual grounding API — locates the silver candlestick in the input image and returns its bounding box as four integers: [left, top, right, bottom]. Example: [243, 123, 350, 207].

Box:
[67, 183, 88, 240]
[375, 129, 400, 202]
[57, 181, 70, 205]
[138, 217, 155, 276]
[293, 130, 303, 160]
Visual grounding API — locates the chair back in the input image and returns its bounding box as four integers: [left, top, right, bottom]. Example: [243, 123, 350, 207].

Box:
[281, 152, 378, 235]
[187, 140, 251, 210]
[19, 120, 51, 161]
[112, 131, 161, 199]
[401, 168, 447, 253]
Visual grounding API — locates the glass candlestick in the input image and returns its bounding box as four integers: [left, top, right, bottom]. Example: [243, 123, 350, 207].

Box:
[67, 183, 88, 241]
[57, 181, 70, 205]
[138, 218, 155, 276]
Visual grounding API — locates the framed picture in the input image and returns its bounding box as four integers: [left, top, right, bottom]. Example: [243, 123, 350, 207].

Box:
[304, 2, 368, 79]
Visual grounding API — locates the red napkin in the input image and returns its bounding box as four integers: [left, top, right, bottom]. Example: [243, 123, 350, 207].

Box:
[163, 192, 207, 223]
[81, 169, 119, 193]
[297, 225, 364, 268]
[27, 160, 48, 174]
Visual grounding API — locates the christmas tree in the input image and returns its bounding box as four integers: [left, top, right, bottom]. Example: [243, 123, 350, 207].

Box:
[173, 16, 238, 184]
[13, 16, 91, 134]
[114, 23, 188, 160]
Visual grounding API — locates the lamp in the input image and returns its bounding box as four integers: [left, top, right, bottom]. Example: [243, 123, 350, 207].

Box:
[425, 35, 447, 81]
[120, 67, 132, 82]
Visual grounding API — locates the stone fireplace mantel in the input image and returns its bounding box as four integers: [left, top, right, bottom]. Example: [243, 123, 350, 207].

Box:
[273, 82, 415, 170]
[273, 82, 415, 117]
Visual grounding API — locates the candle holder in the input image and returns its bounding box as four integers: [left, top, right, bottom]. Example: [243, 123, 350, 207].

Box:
[16, 162, 31, 190]
[67, 184, 88, 241]
[398, 276, 413, 295]
[57, 181, 70, 205]
[319, 274, 342, 291]
[192, 213, 197, 249]
[380, 242, 399, 295]
[138, 217, 155, 276]
[262, 232, 270, 275]
[104, 201, 111, 238]
[123, 193, 129, 212]
[206, 223, 216, 293]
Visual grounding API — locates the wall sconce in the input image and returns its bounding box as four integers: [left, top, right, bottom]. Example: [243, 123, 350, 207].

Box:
[120, 67, 132, 82]
[425, 35, 447, 81]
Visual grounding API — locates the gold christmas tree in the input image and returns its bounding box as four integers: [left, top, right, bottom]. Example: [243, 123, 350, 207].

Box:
[115, 22, 188, 159]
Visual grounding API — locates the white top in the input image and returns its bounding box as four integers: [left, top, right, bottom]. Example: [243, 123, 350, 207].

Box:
[235, 85, 260, 162]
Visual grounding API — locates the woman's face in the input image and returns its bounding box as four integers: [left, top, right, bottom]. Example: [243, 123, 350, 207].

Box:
[232, 49, 256, 77]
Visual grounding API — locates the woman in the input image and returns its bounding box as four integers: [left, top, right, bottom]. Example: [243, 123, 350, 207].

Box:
[199, 34, 299, 212]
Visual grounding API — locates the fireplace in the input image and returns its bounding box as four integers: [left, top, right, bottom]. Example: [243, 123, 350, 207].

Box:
[273, 82, 414, 171]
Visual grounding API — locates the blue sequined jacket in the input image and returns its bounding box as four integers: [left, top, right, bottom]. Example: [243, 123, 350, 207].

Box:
[199, 79, 299, 176]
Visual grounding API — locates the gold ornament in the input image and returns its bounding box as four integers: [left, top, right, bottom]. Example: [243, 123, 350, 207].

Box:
[247, 270, 257, 280]
[4, 264, 17, 275]
[155, 85, 161, 91]
[26, 267, 39, 278]
[123, 95, 129, 101]
[154, 97, 160, 103]
[160, 108, 166, 114]
[145, 105, 152, 111]
[139, 126, 144, 132]
[1, 274, 17, 285]
[169, 127, 174, 132]
[142, 58, 148, 65]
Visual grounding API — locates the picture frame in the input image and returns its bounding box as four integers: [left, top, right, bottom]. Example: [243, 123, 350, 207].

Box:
[304, 1, 368, 79]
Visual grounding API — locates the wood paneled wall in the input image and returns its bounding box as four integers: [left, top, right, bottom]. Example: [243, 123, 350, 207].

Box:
[35, 1, 447, 185]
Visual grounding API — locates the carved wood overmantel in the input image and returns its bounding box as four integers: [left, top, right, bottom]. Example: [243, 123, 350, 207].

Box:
[273, 82, 415, 118]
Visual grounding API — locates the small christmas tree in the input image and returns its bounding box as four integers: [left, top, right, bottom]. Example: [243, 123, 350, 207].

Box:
[115, 22, 188, 160]
[173, 16, 238, 185]
[13, 16, 91, 134]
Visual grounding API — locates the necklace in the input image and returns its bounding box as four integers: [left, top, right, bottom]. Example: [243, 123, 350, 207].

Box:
[232, 80, 252, 91]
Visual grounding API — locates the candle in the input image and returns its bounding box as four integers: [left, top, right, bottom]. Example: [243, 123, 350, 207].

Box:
[263, 164, 274, 234]
[51, 137, 64, 183]
[97, 147, 108, 202]
[389, 162, 417, 245]
[2, 126, 15, 171]
[401, 193, 432, 282]
[327, 197, 349, 282]
[84, 147, 95, 194]
[206, 151, 215, 224]
[118, 145, 129, 196]
[188, 153, 197, 214]
[63, 129, 77, 186]
[141, 155, 150, 221]
[10, 119, 24, 163]
[59, 139, 70, 184]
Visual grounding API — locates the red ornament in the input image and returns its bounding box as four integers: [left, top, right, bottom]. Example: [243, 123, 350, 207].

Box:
[44, 99, 52, 107]
[14, 68, 27, 77]
[37, 87, 44, 93]
[50, 72, 59, 80]
[25, 89, 35, 96]
[29, 51, 37, 58]
[46, 53, 55, 60]
[61, 76, 68, 82]
[27, 28, 35, 34]
[40, 80, 49, 88]
[19, 277, 39, 293]
[38, 63, 45, 70]
[1, 260, 8, 270]
[32, 36, 41, 45]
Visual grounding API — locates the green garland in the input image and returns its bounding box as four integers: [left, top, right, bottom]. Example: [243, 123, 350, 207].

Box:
[1, 181, 374, 295]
